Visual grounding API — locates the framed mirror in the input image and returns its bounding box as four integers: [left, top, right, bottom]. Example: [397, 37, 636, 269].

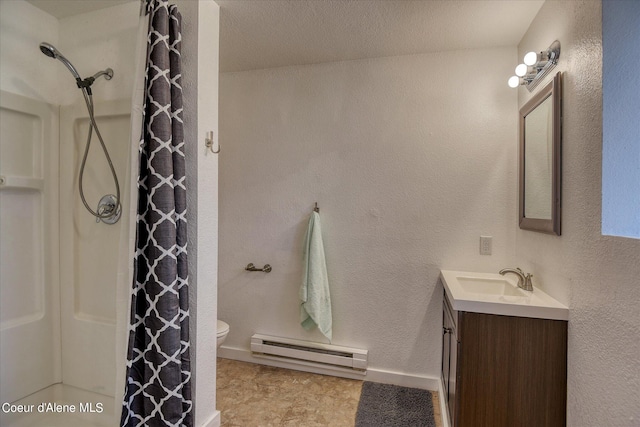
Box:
[519, 72, 562, 235]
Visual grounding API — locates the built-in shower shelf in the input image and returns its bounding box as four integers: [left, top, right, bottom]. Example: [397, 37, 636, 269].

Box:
[0, 175, 43, 191]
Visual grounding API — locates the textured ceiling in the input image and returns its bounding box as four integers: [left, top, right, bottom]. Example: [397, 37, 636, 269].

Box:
[26, 0, 134, 18]
[25, 0, 544, 73]
[218, 0, 544, 72]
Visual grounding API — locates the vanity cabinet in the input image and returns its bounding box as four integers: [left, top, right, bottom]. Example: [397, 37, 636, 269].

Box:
[442, 290, 567, 427]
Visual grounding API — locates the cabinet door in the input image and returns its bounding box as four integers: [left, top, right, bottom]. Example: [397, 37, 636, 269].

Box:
[447, 310, 458, 425]
[456, 312, 567, 427]
[443, 295, 458, 426]
[442, 307, 450, 391]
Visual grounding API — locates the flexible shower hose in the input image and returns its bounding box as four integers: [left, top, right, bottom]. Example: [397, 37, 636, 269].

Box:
[77, 87, 121, 221]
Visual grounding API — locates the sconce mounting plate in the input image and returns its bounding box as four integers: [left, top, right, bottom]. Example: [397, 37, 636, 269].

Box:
[525, 40, 561, 92]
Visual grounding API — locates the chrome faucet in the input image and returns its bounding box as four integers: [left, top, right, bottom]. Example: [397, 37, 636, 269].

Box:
[499, 268, 534, 292]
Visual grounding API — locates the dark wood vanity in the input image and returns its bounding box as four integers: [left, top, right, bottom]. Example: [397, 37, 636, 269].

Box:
[442, 290, 568, 427]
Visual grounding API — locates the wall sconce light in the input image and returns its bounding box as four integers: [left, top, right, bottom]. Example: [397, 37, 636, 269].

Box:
[508, 40, 561, 91]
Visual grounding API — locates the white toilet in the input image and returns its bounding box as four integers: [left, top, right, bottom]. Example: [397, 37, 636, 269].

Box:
[217, 320, 230, 348]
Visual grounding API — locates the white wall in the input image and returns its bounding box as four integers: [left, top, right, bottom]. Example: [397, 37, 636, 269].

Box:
[0, 0, 62, 406]
[0, 0, 59, 103]
[176, 0, 220, 425]
[55, 2, 137, 400]
[219, 47, 517, 380]
[0, 91, 61, 406]
[0, 0, 137, 105]
[516, 1, 640, 426]
[58, 2, 140, 106]
[0, 0, 138, 407]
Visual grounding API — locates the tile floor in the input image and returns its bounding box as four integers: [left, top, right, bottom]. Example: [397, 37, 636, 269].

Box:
[216, 358, 443, 427]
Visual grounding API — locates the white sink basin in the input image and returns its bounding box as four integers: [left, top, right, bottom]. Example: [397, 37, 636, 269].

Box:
[456, 277, 527, 297]
[440, 270, 569, 320]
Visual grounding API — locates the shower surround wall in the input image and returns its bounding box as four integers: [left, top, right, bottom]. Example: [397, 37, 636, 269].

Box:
[57, 1, 138, 398]
[1, 2, 221, 425]
[219, 47, 518, 384]
[0, 0, 138, 411]
[0, 0, 61, 406]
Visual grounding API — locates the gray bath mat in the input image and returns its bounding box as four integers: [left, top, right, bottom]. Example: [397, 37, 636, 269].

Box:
[355, 382, 435, 427]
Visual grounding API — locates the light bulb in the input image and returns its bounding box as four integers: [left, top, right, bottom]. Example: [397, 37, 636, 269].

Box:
[508, 76, 520, 88]
[515, 64, 528, 77]
[523, 51, 538, 66]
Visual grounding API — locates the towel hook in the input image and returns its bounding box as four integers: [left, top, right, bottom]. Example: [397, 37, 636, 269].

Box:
[314, 202, 320, 213]
[205, 130, 220, 154]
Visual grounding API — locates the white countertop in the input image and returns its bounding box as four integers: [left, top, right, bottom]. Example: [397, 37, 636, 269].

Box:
[440, 270, 569, 321]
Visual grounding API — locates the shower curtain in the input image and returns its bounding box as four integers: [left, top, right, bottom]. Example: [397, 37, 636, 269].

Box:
[121, 1, 192, 426]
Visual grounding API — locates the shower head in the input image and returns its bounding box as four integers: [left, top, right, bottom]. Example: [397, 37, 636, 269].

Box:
[39, 42, 82, 80]
[39, 42, 57, 58]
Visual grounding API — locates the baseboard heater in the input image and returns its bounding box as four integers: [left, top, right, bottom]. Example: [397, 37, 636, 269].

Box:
[250, 334, 368, 374]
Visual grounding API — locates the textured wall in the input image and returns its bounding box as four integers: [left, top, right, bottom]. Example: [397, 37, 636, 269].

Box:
[176, 0, 220, 425]
[517, 1, 640, 425]
[219, 48, 517, 379]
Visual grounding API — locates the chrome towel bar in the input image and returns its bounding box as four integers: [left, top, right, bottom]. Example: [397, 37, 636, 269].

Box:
[245, 263, 272, 273]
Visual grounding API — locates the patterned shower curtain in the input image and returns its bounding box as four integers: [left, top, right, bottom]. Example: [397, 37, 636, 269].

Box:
[121, 1, 192, 426]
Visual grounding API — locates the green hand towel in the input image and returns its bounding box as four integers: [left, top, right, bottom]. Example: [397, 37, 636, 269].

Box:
[300, 211, 332, 342]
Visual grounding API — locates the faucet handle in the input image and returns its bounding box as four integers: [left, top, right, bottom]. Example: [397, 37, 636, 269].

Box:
[523, 273, 534, 291]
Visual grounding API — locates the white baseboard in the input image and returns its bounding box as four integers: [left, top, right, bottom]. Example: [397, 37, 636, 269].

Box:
[218, 345, 439, 391]
[198, 410, 220, 427]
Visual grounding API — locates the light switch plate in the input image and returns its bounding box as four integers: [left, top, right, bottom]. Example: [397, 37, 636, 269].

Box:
[480, 236, 492, 255]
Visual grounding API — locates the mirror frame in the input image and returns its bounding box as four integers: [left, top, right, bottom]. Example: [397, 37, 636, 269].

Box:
[519, 72, 562, 235]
